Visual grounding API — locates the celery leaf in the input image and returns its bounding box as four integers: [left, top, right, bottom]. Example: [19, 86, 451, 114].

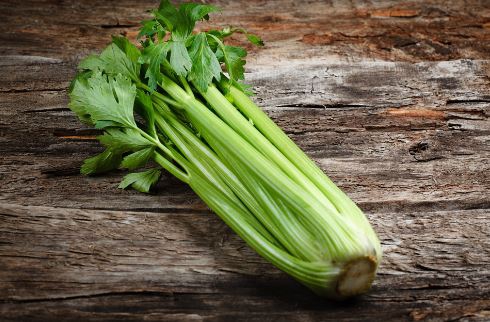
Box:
[69, 72, 137, 128]
[120, 147, 155, 170]
[98, 128, 153, 153]
[118, 168, 161, 193]
[81, 149, 122, 175]
[188, 33, 221, 92]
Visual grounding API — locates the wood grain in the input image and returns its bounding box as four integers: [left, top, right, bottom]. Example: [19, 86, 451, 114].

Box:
[0, 0, 489, 321]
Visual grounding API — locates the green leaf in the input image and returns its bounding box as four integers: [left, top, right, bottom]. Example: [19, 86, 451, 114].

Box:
[69, 72, 137, 128]
[120, 147, 155, 170]
[206, 27, 264, 49]
[118, 168, 161, 193]
[78, 55, 104, 71]
[216, 45, 247, 81]
[69, 83, 94, 125]
[68, 71, 93, 124]
[112, 36, 141, 65]
[140, 41, 170, 90]
[138, 19, 157, 38]
[188, 33, 221, 92]
[135, 90, 157, 137]
[156, 1, 179, 31]
[206, 27, 232, 51]
[78, 38, 142, 80]
[207, 27, 233, 39]
[156, 1, 218, 40]
[81, 149, 122, 175]
[98, 128, 153, 153]
[169, 41, 192, 76]
[234, 80, 254, 96]
[150, 0, 219, 79]
[138, 19, 165, 41]
[246, 33, 264, 46]
[94, 120, 121, 129]
[99, 43, 140, 81]
[179, 2, 219, 22]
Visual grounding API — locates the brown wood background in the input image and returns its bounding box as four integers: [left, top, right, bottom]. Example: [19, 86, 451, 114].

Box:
[1, 0, 489, 321]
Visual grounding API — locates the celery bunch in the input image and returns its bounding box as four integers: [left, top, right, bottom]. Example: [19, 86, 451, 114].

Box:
[69, 0, 381, 298]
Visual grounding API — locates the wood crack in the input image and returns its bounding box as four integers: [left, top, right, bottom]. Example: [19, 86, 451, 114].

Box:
[24, 107, 71, 114]
[276, 103, 370, 109]
[1, 88, 67, 93]
[446, 99, 490, 105]
[1, 291, 173, 304]
[100, 24, 137, 29]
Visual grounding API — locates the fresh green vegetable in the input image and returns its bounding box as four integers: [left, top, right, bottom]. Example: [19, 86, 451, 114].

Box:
[69, 0, 382, 298]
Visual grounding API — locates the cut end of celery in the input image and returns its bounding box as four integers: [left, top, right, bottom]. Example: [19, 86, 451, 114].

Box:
[336, 256, 377, 298]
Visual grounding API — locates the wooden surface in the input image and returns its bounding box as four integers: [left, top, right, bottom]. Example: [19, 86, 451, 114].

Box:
[1, 0, 489, 321]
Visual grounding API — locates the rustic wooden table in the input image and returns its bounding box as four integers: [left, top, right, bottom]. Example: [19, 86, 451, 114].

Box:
[1, 0, 489, 321]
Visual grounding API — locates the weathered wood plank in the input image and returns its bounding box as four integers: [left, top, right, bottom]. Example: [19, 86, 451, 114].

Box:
[0, 203, 489, 321]
[1, 0, 489, 62]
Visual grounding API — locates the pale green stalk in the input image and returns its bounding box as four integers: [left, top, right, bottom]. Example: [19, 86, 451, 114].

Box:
[228, 86, 382, 261]
[157, 74, 376, 263]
